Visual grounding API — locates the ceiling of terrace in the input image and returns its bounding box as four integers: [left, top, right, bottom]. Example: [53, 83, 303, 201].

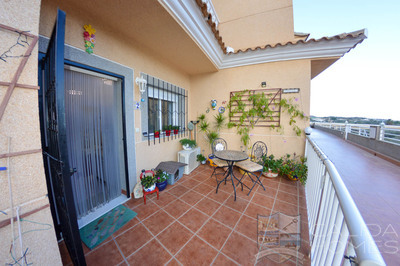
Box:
[39, 0, 218, 75]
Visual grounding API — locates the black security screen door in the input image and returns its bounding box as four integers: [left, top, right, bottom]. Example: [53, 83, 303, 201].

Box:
[39, 9, 86, 265]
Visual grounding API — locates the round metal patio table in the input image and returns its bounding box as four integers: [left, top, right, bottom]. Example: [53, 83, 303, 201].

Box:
[214, 150, 250, 201]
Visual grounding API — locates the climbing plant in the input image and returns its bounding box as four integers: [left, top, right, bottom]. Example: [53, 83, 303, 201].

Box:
[227, 89, 307, 148]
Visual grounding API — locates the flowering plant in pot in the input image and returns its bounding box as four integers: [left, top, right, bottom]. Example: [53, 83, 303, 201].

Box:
[163, 125, 172, 136]
[154, 130, 160, 138]
[179, 138, 197, 150]
[278, 154, 308, 185]
[261, 154, 283, 178]
[196, 154, 207, 164]
[141, 174, 156, 192]
[172, 125, 180, 134]
[155, 170, 168, 191]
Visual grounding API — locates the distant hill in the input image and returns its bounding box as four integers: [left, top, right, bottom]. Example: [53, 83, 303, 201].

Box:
[310, 116, 400, 125]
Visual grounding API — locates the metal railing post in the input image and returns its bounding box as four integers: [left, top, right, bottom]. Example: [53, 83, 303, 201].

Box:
[344, 121, 349, 140]
[379, 122, 385, 141]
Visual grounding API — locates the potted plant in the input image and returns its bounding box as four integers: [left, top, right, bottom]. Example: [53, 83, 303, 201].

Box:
[261, 155, 282, 178]
[141, 174, 156, 192]
[179, 138, 197, 150]
[163, 125, 172, 136]
[155, 170, 168, 191]
[172, 125, 180, 134]
[278, 154, 308, 185]
[154, 130, 160, 138]
[196, 154, 207, 164]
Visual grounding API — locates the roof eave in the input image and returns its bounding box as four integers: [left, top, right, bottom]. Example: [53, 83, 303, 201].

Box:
[159, 0, 224, 68]
[159, 0, 366, 70]
[221, 34, 366, 69]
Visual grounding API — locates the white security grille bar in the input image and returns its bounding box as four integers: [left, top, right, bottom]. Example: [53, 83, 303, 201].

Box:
[305, 137, 385, 266]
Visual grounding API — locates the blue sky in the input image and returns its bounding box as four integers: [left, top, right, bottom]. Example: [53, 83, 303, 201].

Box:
[293, 0, 400, 120]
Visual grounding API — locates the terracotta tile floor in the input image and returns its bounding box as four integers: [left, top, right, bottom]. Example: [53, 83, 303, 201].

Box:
[60, 165, 311, 265]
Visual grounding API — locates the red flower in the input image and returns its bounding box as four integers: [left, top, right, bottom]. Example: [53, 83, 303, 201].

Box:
[83, 31, 90, 38]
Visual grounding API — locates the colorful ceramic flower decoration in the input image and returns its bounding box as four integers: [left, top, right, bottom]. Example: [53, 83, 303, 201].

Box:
[83, 24, 96, 54]
[84, 24, 96, 35]
[211, 99, 217, 110]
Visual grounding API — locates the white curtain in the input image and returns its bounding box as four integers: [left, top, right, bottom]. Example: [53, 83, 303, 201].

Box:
[64, 68, 123, 219]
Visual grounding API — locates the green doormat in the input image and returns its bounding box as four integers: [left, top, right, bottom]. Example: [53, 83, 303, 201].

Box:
[80, 205, 137, 249]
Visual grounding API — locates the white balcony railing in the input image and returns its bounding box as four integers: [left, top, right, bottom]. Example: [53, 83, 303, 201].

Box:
[314, 122, 400, 145]
[305, 137, 385, 265]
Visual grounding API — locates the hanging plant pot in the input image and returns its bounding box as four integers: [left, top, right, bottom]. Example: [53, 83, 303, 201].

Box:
[165, 130, 171, 136]
[154, 131, 160, 138]
[156, 180, 168, 191]
[173, 129, 179, 134]
[143, 183, 156, 192]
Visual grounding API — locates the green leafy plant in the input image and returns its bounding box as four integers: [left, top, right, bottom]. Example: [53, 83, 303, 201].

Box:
[206, 131, 219, 146]
[197, 113, 206, 121]
[196, 154, 207, 162]
[197, 113, 226, 150]
[199, 120, 210, 132]
[141, 174, 155, 189]
[179, 138, 197, 148]
[214, 113, 226, 131]
[278, 153, 308, 185]
[227, 89, 308, 148]
[155, 170, 168, 183]
[162, 125, 172, 136]
[261, 154, 283, 173]
[162, 125, 172, 131]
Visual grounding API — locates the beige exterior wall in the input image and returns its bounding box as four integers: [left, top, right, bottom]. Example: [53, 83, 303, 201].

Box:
[39, 0, 193, 182]
[1, 0, 314, 263]
[39, 0, 311, 183]
[213, 0, 295, 50]
[190, 59, 311, 158]
[0, 0, 62, 265]
[0, 0, 353, 263]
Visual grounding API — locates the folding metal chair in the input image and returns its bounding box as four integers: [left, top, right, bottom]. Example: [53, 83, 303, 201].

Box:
[236, 141, 267, 195]
[210, 138, 228, 179]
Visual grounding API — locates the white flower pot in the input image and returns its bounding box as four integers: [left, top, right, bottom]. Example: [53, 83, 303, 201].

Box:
[182, 144, 192, 150]
[263, 170, 278, 178]
[144, 183, 156, 192]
